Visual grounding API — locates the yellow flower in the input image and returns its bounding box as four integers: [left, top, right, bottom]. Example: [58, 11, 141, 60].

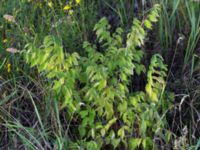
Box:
[7, 63, 11, 73]
[64, 5, 71, 11]
[48, 1, 53, 8]
[3, 39, 8, 43]
[75, 0, 81, 4]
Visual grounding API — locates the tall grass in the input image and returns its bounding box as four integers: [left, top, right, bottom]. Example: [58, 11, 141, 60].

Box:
[184, 1, 200, 70]
[158, 0, 200, 70]
[0, 75, 72, 149]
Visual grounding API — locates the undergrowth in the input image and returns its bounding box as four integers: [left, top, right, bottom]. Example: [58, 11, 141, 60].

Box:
[23, 5, 174, 149]
[0, 0, 200, 149]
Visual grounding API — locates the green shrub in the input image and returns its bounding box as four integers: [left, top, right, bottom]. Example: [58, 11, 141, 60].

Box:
[24, 4, 173, 149]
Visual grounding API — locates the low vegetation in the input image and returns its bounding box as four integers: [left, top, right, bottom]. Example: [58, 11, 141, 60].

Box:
[0, 0, 199, 149]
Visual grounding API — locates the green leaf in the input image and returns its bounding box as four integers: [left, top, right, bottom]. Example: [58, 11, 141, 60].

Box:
[98, 79, 107, 90]
[79, 125, 86, 137]
[117, 127, 125, 139]
[111, 138, 121, 149]
[117, 101, 127, 113]
[144, 20, 152, 29]
[129, 138, 142, 150]
[140, 119, 147, 136]
[142, 137, 153, 149]
[86, 141, 99, 150]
